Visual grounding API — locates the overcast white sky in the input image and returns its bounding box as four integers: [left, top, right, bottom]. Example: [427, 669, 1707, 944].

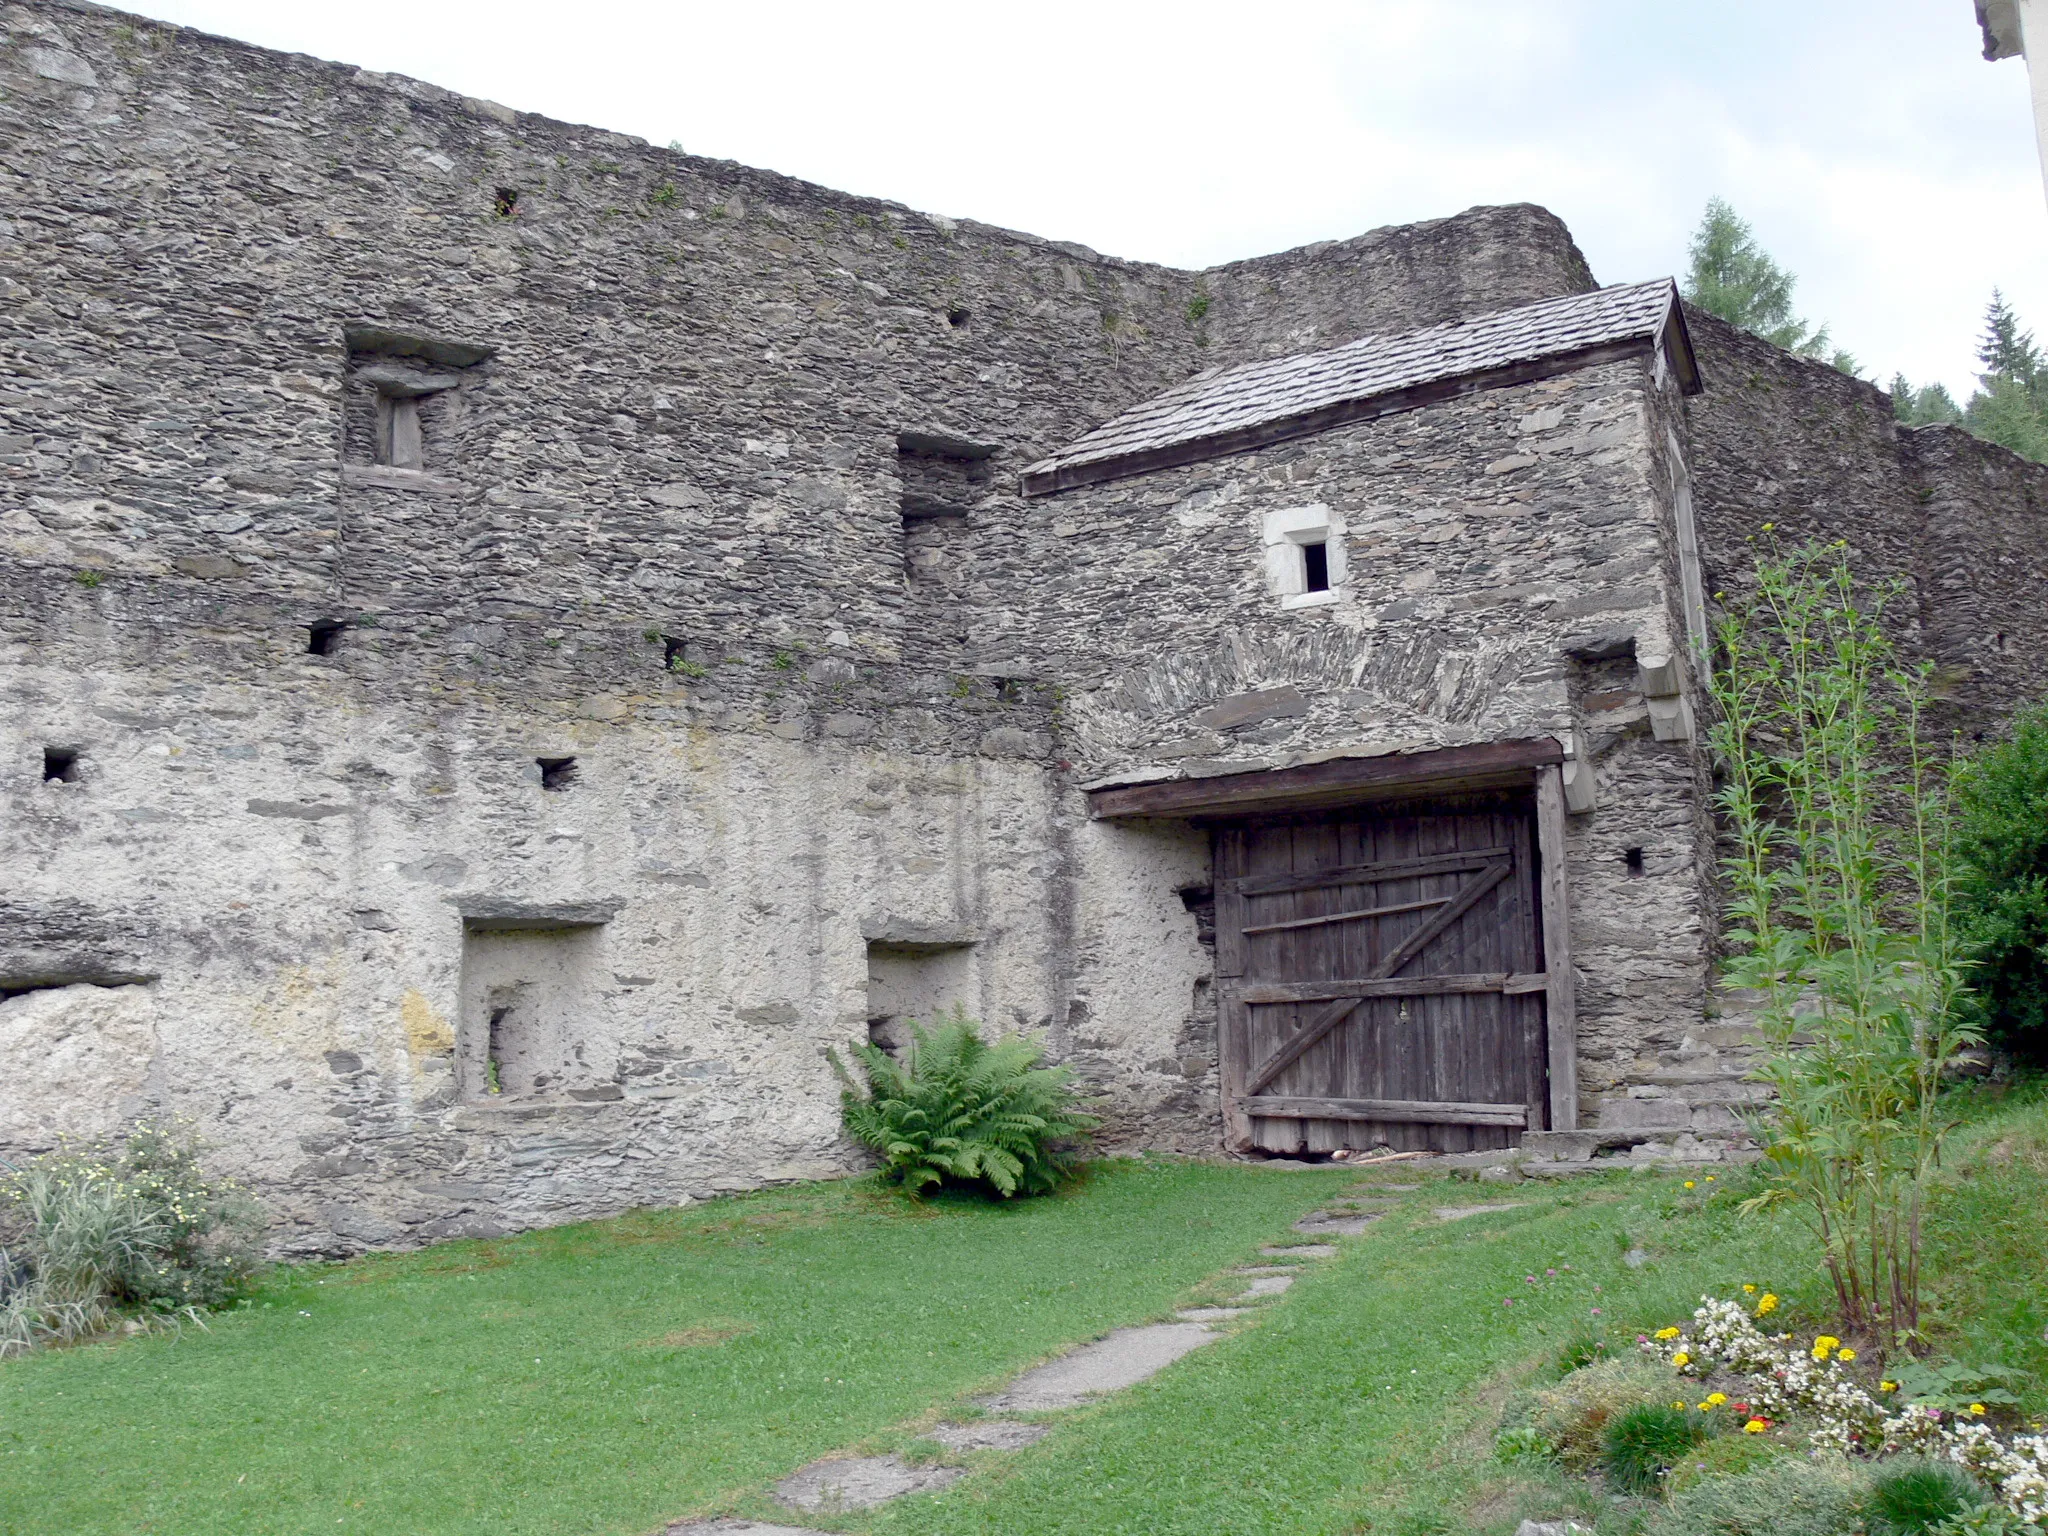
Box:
[120, 0, 2046, 399]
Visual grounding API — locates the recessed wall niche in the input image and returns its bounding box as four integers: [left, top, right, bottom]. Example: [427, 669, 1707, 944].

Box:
[341, 325, 494, 483]
[456, 903, 621, 1102]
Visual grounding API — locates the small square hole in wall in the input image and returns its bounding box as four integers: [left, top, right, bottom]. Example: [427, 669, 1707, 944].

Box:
[493, 187, 520, 217]
[946, 306, 971, 329]
[307, 619, 347, 656]
[1623, 846, 1646, 878]
[537, 756, 579, 791]
[43, 747, 80, 784]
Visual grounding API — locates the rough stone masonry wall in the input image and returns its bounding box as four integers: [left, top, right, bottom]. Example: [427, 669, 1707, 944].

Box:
[1682, 307, 2048, 735]
[977, 356, 1729, 1152]
[0, 0, 1615, 1245]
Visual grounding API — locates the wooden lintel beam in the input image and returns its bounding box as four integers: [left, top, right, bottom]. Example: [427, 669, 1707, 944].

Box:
[1088, 740, 1561, 821]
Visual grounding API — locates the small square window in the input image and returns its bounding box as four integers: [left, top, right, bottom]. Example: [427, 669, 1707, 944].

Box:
[43, 747, 80, 784]
[537, 756, 578, 791]
[1261, 504, 1345, 610]
[1301, 539, 1330, 593]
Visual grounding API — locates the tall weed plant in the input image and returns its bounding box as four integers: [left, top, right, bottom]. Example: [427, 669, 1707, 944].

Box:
[832, 1009, 1098, 1198]
[0, 1120, 264, 1356]
[1710, 541, 1976, 1350]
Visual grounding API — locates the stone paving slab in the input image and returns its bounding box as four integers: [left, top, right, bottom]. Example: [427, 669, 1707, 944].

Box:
[979, 1323, 1218, 1412]
[1261, 1243, 1336, 1258]
[1176, 1306, 1248, 1322]
[667, 1521, 834, 1536]
[930, 1420, 1051, 1452]
[1293, 1211, 1382, 1236]
[1234, 1274, 1294, 1299]
[772, 1455, 961, 1513]
[1434, 1202, 1522, 1221]
[1231, 1265, 1295, 1276]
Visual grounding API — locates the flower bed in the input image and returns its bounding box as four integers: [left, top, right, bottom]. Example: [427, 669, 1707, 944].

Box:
[1640, 1293, 2048, 1525]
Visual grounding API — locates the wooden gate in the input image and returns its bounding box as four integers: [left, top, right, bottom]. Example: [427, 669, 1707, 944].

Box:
[1214, 798, 1550, 1154]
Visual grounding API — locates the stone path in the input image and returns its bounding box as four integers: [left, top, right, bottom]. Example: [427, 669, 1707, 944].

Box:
[667, 1189, 1402, 1534]
[979, 1322, 1218, 1411]
[1434, 1202, 1522, 1221]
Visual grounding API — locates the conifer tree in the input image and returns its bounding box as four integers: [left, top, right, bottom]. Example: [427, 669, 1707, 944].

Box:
[1683, 198, 1859, 375]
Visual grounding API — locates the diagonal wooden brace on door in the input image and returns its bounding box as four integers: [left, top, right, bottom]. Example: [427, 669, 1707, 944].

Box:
[1242, 859, 1511, 1096]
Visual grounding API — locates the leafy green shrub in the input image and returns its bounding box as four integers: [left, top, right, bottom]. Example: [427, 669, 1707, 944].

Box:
[1889, 1359, 2027, 1414]
[1528, 1356, 1675, 1467]
[1602, 1402, 1710, 1494]
[1862, 1458, 1987, 1536]
[0, 1121, 264, 1355]
[1953, 705, 2048, 1063]
[1649, 1454, 1867, 1536]
[831, 1010, 1098, 1198]
[1493, 1424, 1553, 1466]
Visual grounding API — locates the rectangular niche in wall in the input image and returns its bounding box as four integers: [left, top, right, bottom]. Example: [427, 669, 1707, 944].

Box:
[342, 325, 494, 483]
[457, 905, 618, 1102]
[865, 940, 979, 1055]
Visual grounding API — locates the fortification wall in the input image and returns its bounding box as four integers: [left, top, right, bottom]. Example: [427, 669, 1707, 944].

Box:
[1202, 203, 1599, 362]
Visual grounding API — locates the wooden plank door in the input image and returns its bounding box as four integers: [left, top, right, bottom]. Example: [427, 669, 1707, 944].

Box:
[1214, 799, 1547, 1154]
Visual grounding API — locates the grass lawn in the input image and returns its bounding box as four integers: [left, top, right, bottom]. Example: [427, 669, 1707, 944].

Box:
[3, 1086, 2043, 1536]
[0, 1157, 1353, 1536]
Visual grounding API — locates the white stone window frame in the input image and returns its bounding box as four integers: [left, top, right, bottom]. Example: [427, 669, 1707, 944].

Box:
[1262, 503, 1346, 611]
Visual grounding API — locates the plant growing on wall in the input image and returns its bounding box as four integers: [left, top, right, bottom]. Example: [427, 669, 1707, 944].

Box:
[1709, 541, 1977, 1350]
[830, 1010, 1098, 1198]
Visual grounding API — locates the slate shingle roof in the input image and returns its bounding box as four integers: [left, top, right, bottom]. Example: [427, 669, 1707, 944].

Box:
[1020, 279, 1699, 496]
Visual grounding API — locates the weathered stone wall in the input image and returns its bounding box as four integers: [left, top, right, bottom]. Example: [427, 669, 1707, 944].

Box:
[1682, 307, 2048, 734]
[1202, 203, 1599, 363]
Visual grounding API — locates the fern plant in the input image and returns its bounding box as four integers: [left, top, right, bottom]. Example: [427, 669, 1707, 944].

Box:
[831, 1009, 1098, 1198]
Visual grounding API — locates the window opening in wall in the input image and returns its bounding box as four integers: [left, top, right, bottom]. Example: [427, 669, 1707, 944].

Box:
[1624, 846, 1646, 878]
[343, 327, 493, 480]
[537, 756, 579, 791]
[1301, 539, 1331, 593]
[946, 306, 971, 329]
[662, 636, 687, 670]
[307, 619, 347, 656]
[42, 747, 79, 784]
[493, 187, 520, 217]
[485, 1006, 510, 1094]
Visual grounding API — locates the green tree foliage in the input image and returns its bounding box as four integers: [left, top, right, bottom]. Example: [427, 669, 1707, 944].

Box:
[1951, 704, 2048, 1062]
[1685, 198, 1859, 374]
[832, 1010, 1098, 1198]
[1893, 292, 2048, 464]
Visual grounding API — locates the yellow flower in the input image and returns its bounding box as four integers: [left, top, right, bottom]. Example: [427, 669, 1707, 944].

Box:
[1756, 1293, 1779, 1316]
[1655, 1327, 1682, 1341]
[1743, 1284, 1757, 1294]
[1880, 1380, 1899, 1393]
[1674, 1400, 1688, 1410]
[1684, 1180, 1696, 1189]
[1972, 1403, 1987, 1416]
[1706, 1393, 1728, 1407]
[1744, 1418, 1768, 1434]
[1672, 1351, 1692, 1368]
[1696, 1401, 1712, 1412]
[1836, 1348, 1856, 1363]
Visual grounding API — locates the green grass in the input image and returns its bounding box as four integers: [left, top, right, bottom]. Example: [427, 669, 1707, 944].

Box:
[0, 1158, 1351, 1536]
[5, 1085, 2044, 1536]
